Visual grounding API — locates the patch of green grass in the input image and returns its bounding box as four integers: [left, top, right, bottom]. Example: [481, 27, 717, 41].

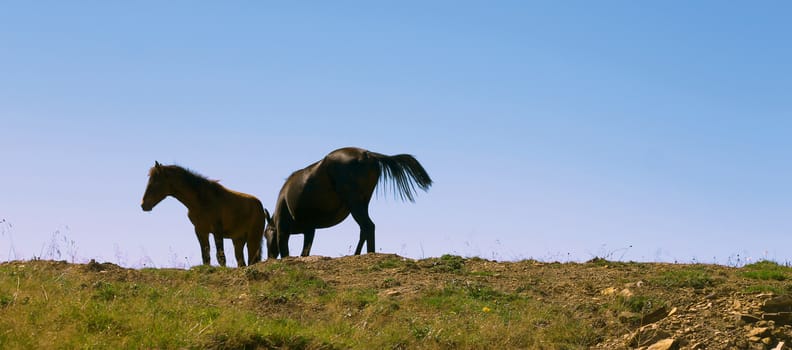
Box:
[422, 279, 520, 317]
[416, 280, 598, 348]
[428, 254, 466, 273]
[468, 270, 495, 277]
[0, 294, 12, 308]
[252, 262, 333, 304]
[614, 295, 664, 314]
[652, 266, 718, 289]
[515, 277, 546, 296]
[92, 281, 119, 301]
[745, 285, 785, 295]
[461, 281, 512, 301]
[742, 260, 790, 281]
[587, 257, 614, 266]
[380, 277, 400, 288]
[368, 256, 405, 271]
[342, 288, 378, 309]
[407, 318, 433, 340]
[200, 317, 337, 350]
[586, 257, 631, 268]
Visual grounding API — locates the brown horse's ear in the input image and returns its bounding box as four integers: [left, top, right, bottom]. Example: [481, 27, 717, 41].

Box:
[155, 161, 162, 168]
[264, 209, 271, 224]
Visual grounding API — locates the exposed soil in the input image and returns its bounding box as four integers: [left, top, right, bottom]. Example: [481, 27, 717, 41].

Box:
[287, 254, 791, 349]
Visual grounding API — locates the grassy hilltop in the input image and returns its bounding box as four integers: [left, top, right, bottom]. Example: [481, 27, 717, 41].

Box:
[1, 254, 792, 349]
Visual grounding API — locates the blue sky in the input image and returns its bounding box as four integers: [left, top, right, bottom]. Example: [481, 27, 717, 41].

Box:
[2, 2, 790, 267]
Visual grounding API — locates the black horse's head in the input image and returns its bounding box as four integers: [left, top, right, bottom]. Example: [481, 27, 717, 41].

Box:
[263, 209, 279, 258]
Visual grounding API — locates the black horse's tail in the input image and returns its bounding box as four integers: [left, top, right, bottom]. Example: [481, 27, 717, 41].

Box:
[368, 152, 433, 202]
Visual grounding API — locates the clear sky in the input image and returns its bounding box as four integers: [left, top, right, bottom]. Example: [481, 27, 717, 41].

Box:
[2, 2, 791, 267]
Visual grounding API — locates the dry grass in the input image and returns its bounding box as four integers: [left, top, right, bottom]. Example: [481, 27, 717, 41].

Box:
[0, 256, 599, 349]
[4, 255, 792, 349]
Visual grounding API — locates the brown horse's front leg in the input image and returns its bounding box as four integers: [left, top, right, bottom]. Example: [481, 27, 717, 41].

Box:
[194, 229, 212, 265]
[213, 234, 227, 267]
[232, 238, 246, 267]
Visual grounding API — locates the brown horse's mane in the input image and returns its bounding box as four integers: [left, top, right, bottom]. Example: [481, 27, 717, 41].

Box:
[151, 164, 225, 196]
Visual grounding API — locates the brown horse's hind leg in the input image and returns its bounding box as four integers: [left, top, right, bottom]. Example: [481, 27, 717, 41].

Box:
[195, 229, 212, 265]
[300, 229, 316, 256]
[350, 207, 375, 255]
[246, 234, 262, 265]
[232, 238, 246, 267]
[213, 234, 227, 267]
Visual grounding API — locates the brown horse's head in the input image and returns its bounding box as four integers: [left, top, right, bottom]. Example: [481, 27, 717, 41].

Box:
[141, 161, 172, 211]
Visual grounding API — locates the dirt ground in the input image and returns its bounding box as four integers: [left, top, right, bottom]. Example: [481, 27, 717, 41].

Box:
[290, 254, 791, 349]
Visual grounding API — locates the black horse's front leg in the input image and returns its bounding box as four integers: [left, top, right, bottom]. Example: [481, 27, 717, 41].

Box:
[301, 229, 316, 256]
[276, 219, 291, 257]
[278, 232, 290, 257]
[266, 229, 279, 259]
[194, 229, 212, 265]
[213, 233, 227, 267]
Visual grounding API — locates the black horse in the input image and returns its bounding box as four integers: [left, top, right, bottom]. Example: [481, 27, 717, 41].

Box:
[265, 147, 432, 258]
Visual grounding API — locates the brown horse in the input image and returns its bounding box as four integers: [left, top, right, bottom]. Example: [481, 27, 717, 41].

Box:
[265, 147, 432, 258]
[141, 162, 267, 267]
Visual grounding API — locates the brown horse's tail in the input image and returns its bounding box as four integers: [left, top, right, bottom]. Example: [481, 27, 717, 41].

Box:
[369, 152, 433, 202]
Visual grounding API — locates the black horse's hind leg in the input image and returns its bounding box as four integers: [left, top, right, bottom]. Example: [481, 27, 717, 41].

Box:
[350, 207, 375, 255]
[213, 233, 227, 267]
[195, 228, 212, 265]
[301, 229, 316, 256]
[232, 238, 246, 267]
